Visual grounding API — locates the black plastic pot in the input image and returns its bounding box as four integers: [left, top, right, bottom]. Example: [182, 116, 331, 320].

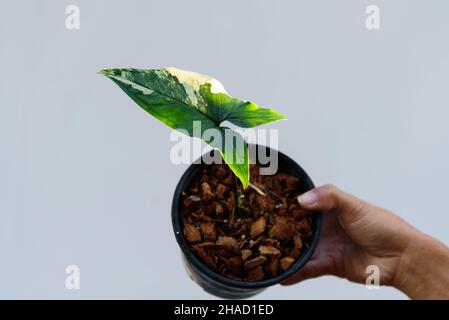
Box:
[172, 145, 322, 299]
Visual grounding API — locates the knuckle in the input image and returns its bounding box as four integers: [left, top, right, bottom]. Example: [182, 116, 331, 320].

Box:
[321, 184, 339, 194]
[318, 184, 341, 211]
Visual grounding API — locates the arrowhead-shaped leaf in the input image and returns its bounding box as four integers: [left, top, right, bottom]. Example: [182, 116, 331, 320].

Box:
[99, 67, 285, 188]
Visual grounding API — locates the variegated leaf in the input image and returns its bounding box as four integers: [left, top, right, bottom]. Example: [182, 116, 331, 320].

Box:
[99, 67, 285, 188]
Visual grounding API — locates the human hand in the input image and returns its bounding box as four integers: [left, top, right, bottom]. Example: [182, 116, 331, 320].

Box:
[282, 184, 449, 299]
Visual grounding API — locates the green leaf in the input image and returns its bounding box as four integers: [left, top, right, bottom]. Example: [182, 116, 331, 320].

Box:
[98, 68, 218, 136]
[211, 128, 249, 188]
[200, 84, 286, 128]
[99, 67, 284, 188]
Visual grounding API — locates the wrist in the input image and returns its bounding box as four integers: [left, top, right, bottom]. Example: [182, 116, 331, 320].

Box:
[393, 231, 449, 299]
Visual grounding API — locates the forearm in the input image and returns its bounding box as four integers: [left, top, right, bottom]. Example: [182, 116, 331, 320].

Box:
[393, 231, 449, 299]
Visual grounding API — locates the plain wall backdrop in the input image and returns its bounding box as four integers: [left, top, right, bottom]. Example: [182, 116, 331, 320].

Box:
[1, 0, 449, 299]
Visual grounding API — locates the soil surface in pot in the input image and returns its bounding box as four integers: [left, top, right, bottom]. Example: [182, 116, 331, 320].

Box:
[180, 164, 313, 282]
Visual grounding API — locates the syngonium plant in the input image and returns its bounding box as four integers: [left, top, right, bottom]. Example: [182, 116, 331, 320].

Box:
[99, 67, 285, 188]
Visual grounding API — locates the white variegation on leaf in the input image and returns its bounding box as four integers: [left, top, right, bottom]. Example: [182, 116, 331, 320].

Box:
[99, 67, 285, 188]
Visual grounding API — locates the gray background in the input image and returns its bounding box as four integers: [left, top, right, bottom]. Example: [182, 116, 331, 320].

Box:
[1, 0, 448, 299]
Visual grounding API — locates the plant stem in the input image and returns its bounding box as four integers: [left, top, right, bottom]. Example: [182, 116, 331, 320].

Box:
[231, 172, 241, 222]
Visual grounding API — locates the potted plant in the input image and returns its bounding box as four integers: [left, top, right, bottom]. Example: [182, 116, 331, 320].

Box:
[99, 67, 322, 298]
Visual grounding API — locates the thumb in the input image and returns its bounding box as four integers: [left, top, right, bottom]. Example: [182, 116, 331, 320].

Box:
[297, 184, 364, 220]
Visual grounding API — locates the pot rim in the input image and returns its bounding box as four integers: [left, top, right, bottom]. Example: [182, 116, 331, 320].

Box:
[171, 145, 322, 289]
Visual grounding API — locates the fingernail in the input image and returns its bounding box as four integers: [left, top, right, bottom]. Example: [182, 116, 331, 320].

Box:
[297, 191, 318, 207]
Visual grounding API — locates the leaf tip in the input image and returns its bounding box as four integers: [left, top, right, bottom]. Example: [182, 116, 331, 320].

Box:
[98, 69, 121, 77]
[270, 109, 287, 121]
[98, 69, 114, 77]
